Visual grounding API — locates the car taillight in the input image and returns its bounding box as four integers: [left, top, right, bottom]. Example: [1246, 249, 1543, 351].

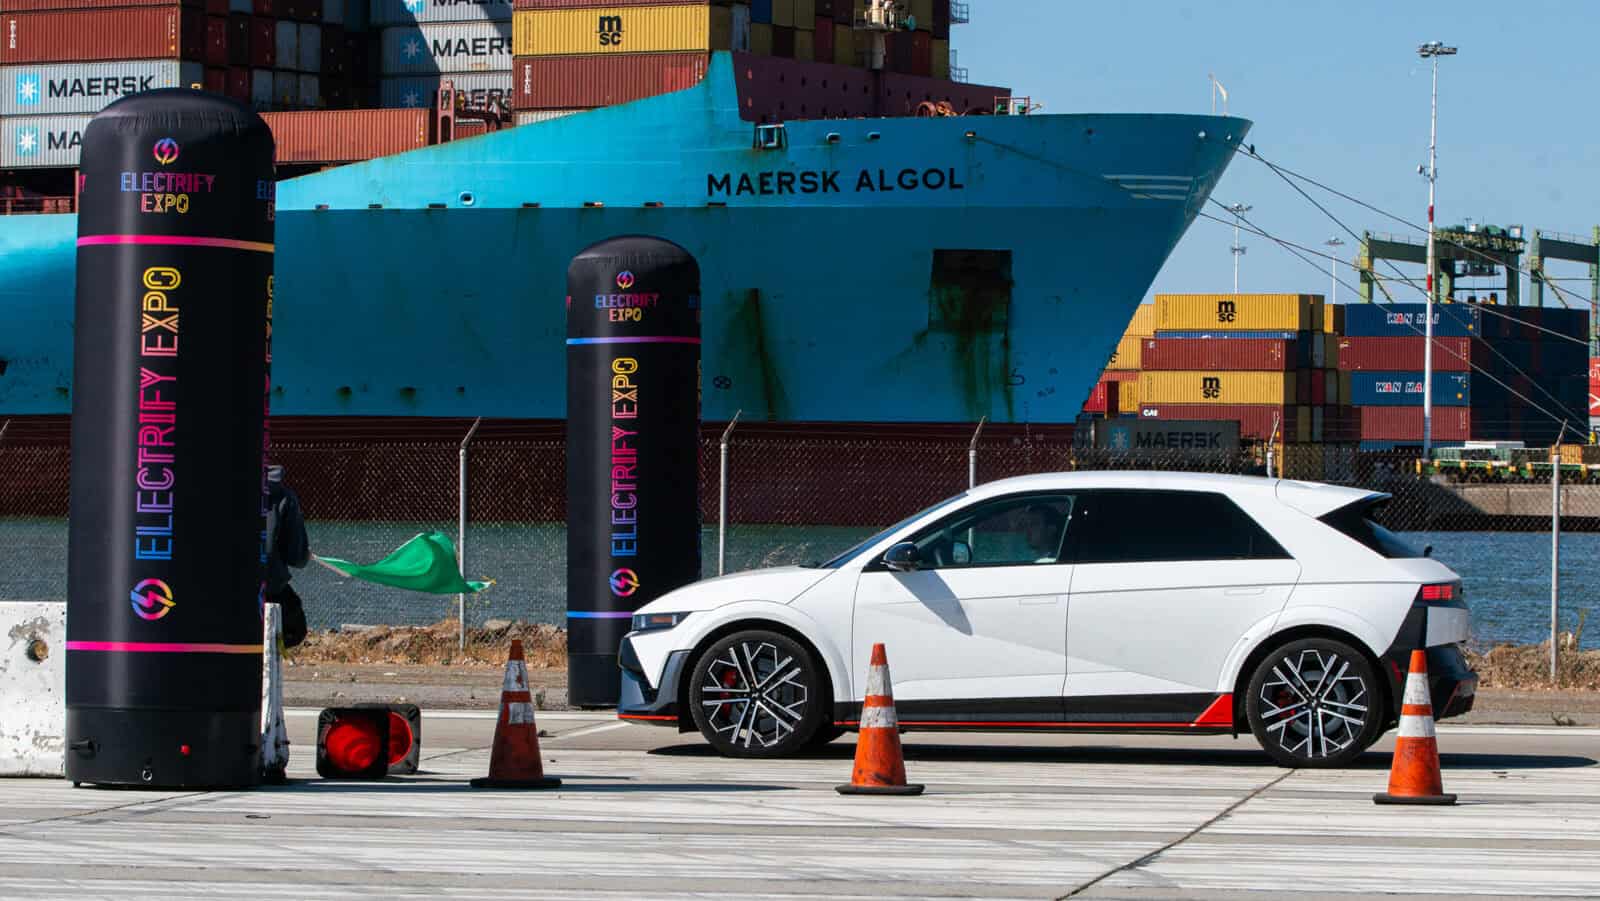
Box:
[1419, 582, 1459, 603]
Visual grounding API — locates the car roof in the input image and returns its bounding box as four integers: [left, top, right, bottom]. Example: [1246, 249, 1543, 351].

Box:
[967, 471, 1380, 518]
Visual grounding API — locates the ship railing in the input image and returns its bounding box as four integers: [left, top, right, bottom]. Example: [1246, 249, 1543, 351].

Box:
[950, 1, 971, 24]
[0, 196, 75, 215]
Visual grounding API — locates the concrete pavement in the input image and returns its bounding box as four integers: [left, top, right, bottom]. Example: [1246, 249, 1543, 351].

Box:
[0, 713, 1596, 899]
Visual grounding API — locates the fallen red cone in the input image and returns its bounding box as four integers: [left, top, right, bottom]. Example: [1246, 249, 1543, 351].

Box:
[837, 642, 923, 796]
[471, 640, 560, 789]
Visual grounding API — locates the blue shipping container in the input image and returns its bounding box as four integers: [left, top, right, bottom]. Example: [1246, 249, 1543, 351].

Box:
[752, 0, 774, 23]
[1341, 303, 1481, 338]
[1349, 371, 1473, 406]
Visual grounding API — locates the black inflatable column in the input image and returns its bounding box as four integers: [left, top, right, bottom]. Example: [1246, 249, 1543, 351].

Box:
[566, 237, 701, 707]
[65, 90, 276, 788]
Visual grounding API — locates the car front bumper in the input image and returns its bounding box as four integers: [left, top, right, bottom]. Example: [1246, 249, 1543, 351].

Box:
[615, 635, 689, 728]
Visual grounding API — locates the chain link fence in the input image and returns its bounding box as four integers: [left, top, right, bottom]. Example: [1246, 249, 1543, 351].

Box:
[2, 418, 1594, 651]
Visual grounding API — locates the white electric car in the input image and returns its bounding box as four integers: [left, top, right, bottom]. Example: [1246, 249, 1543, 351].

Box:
[617, 471, 1476, 768]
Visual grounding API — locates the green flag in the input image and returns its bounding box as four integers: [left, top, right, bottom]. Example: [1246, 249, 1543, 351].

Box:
[316, 532, 491, 594]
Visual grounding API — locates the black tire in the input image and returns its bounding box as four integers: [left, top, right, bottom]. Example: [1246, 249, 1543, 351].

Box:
[1245, 636, 1386, 768]
[688, 630, 827, 758]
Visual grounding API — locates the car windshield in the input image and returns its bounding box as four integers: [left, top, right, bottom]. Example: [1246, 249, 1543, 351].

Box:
[1318, 498, 1423, 559]
[809, 492, 970, 569]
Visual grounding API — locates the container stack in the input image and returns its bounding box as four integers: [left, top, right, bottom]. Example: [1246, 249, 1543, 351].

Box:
[378, 0, 512, 110]
[1083, 303, 1151, 416]
[2, 0, 371, 170]
[1338, 302, 1589, 448]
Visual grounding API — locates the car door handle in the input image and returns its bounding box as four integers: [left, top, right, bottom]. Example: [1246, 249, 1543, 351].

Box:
[1224, 587, 1266, 596]
[1019, 595, 1060, 606]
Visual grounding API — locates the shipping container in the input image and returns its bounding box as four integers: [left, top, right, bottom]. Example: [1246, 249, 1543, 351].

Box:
[227, 13, 250, 66]
[1154, 293, 1323, 332]
[1336, 336, 1473, 372]
[794, 0, 815, 25]
[831, 22, 851, 65]
[814, 0, 838, 15]
[512, 52, 705, 110]
[226, 65, 249, 101]
[1341, 302, 1481, 338]
[771, 24, 794, 58]
[2, 60, 205, 116]
[324, 0, 344, 25]
[1354, 406, 1472, 442]
[322, 24, 347, 77]
[1138, 371, 1297, 406]
[1139, 337, 1302, 372]
[273, 69, 297, 105]
[382, 20, 512, 74]
[261, 107, 429, 161]
[205, 15, 228, 66]
[1310, 369, 1325, 406]
[772, 0, 794, 27]
[1125, 303, 1156, 337]
[1138, 403, 1310, 442]
[1104, 335, 1141, 371]
[1, 8, 204, 64]
[908, 0, 932, 29]
[512, 108, 585, 125]
[0, 113, 90, 167]
[1082, 379, 1114, 415]
[1100, 369, 1138, 384]
[512, 5, 711, 56]
[1076, 418, 1242, 454]
[373, 0, 512, 25]
[276, 20, 301, 70]
[250, 67, 273, 106]
[793, 26, 812, 61]
[1, 0, 201, 11]
[749, 22, 772, 56]
[250, 16, 276, 67]
[751, 0, 772, 23]
[813, 15, 832, 62]
[296, 72, 320, 106]
[299, 22, 322, 72]
[254, 0, 277, 14]
[382, 69, 508, 107]
[1347, 371, 1472, 407]
[931, 36, 948, 79]
[908, 29, 930, 76]
[1323, 302, 1344, 335]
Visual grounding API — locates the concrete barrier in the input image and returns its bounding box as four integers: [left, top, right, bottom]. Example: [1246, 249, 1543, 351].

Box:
[0, 602, 66, 777]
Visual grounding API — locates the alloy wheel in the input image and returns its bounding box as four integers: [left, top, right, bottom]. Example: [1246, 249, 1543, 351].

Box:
[698, 640, 811, 750]
[1257, 647, 1372, 762]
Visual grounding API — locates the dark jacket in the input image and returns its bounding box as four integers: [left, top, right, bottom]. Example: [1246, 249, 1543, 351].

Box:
[266, 465, 310, 593]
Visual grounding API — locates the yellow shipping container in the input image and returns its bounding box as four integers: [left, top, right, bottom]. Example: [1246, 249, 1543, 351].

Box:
[1137, 371, 1297, 405]
[833, 24, 854, 65]
[514, 5, 711, 56]
[772, 0, 795, 27]
[794, 27, 813, 61]
[794, 0, 815, 27]
[909, 0, 933, 29]
[1338, 371, 1351, 407]
[931, 37, 948, 79]
[1323, 302, 1344, 335]
[1106, 336, 1142, 371]
[1117, 378, 1141, 412]
[1126, 303, 1156, 337]
[750, 21, 773, 55]
[1154, 293, 1323, 332]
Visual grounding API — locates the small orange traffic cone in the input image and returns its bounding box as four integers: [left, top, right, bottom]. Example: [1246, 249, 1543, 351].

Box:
[471, 640, 561, 789]
[1374, 649, 1455, 806]
[837, 643, 923, 796]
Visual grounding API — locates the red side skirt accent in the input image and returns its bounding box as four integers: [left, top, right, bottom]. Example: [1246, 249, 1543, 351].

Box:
[1191, 692, 1235, 728]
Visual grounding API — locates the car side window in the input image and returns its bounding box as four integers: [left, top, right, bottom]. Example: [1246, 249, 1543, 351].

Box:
[909, 495, 1075, 568]
[1066, 489, 1290, 564]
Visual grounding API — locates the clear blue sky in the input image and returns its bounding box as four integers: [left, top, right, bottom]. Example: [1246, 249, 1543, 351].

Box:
[955, 0, 1600, 307]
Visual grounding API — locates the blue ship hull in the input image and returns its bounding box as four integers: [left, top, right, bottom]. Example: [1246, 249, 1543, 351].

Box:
[0, 54, 1249, 423]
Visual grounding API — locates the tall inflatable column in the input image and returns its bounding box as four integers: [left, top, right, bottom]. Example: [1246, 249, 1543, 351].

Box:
[566, 237, 701, 707]
[65, 90, 276, 788]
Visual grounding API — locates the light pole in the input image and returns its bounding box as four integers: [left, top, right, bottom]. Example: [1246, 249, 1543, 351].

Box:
[1227, 202, 1251, 292]
[1419, 40, 1456, 457]
[1324, 237, 1345, 304]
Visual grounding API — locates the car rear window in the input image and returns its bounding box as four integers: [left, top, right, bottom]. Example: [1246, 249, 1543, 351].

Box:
[1318, 500, 1422, 558]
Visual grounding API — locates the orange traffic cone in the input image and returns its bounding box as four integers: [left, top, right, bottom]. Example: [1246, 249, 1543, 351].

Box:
[470, 640, 561, 789]
[1373, 649, 1455, 806]
[837, 643, 923, 796]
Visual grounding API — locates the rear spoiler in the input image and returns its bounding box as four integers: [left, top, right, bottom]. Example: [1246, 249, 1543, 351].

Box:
[1276, 480, 1389, 519]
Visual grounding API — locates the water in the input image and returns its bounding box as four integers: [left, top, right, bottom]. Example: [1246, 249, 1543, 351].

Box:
[3, 517, 1593, 649]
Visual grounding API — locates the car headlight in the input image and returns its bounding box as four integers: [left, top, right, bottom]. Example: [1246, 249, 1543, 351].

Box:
[630, 611, 692, 633]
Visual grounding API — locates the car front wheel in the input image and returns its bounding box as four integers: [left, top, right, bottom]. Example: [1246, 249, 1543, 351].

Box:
[688, 630, 826, 758]
[1245, 637, 1385, 768]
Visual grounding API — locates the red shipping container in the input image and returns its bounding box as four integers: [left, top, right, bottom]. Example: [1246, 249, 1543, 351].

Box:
[252, 0, 276, 15]
[250, 16, 275, 68]
[0, 0, 200, 10]
[815, 0, 838, 14]
[227, 13, 249, 67]
[909, 30, 932, 77]
[1310, 369, 1326, 406]
[772, 24, 795, 58]
[1140, 337, 1295, 371]
[206, 0, 227, 13]
[205, 15, 228, 66]
[513, 53, 708, 110]
[1101, 369, 1138, 383]
[453, 119, 488, 139]
[203, 65, 225, 93]
[262, 108, 430, 162]
[2, 8, 204, 63]
[1355, 406, 1471, 442]
[1083, 380, 1117, 415]
[226, 66, 251, 102]
[1138, 403, 1300, 441]
[1337, 336, 1472, 372]
[813, 16, 833, 62]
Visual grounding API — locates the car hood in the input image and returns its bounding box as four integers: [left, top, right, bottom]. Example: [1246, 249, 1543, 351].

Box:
[634, 566, 834, 614]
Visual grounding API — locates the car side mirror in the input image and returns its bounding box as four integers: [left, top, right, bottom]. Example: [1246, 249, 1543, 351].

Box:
[1423, 545, 1433, 558]
[883, 542, 921, 572]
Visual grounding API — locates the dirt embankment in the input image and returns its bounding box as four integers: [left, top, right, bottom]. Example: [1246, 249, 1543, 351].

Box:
[287, 620, 1600, 692]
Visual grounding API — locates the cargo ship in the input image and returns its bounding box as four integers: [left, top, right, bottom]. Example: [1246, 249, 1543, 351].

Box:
[1, 1, 1250, 434]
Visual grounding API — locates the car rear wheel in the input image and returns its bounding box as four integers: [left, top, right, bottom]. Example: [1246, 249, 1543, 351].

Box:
[1245, 637, 1385, 768]
[688, 630, 826, 758]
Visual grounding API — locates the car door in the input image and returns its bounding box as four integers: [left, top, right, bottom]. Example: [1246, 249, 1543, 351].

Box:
[851, 493, 1074, 719]
[1063, 489, 1301, 721]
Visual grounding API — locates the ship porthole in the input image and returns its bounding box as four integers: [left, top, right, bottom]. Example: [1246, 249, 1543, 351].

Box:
[459, 191, 476, 207]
